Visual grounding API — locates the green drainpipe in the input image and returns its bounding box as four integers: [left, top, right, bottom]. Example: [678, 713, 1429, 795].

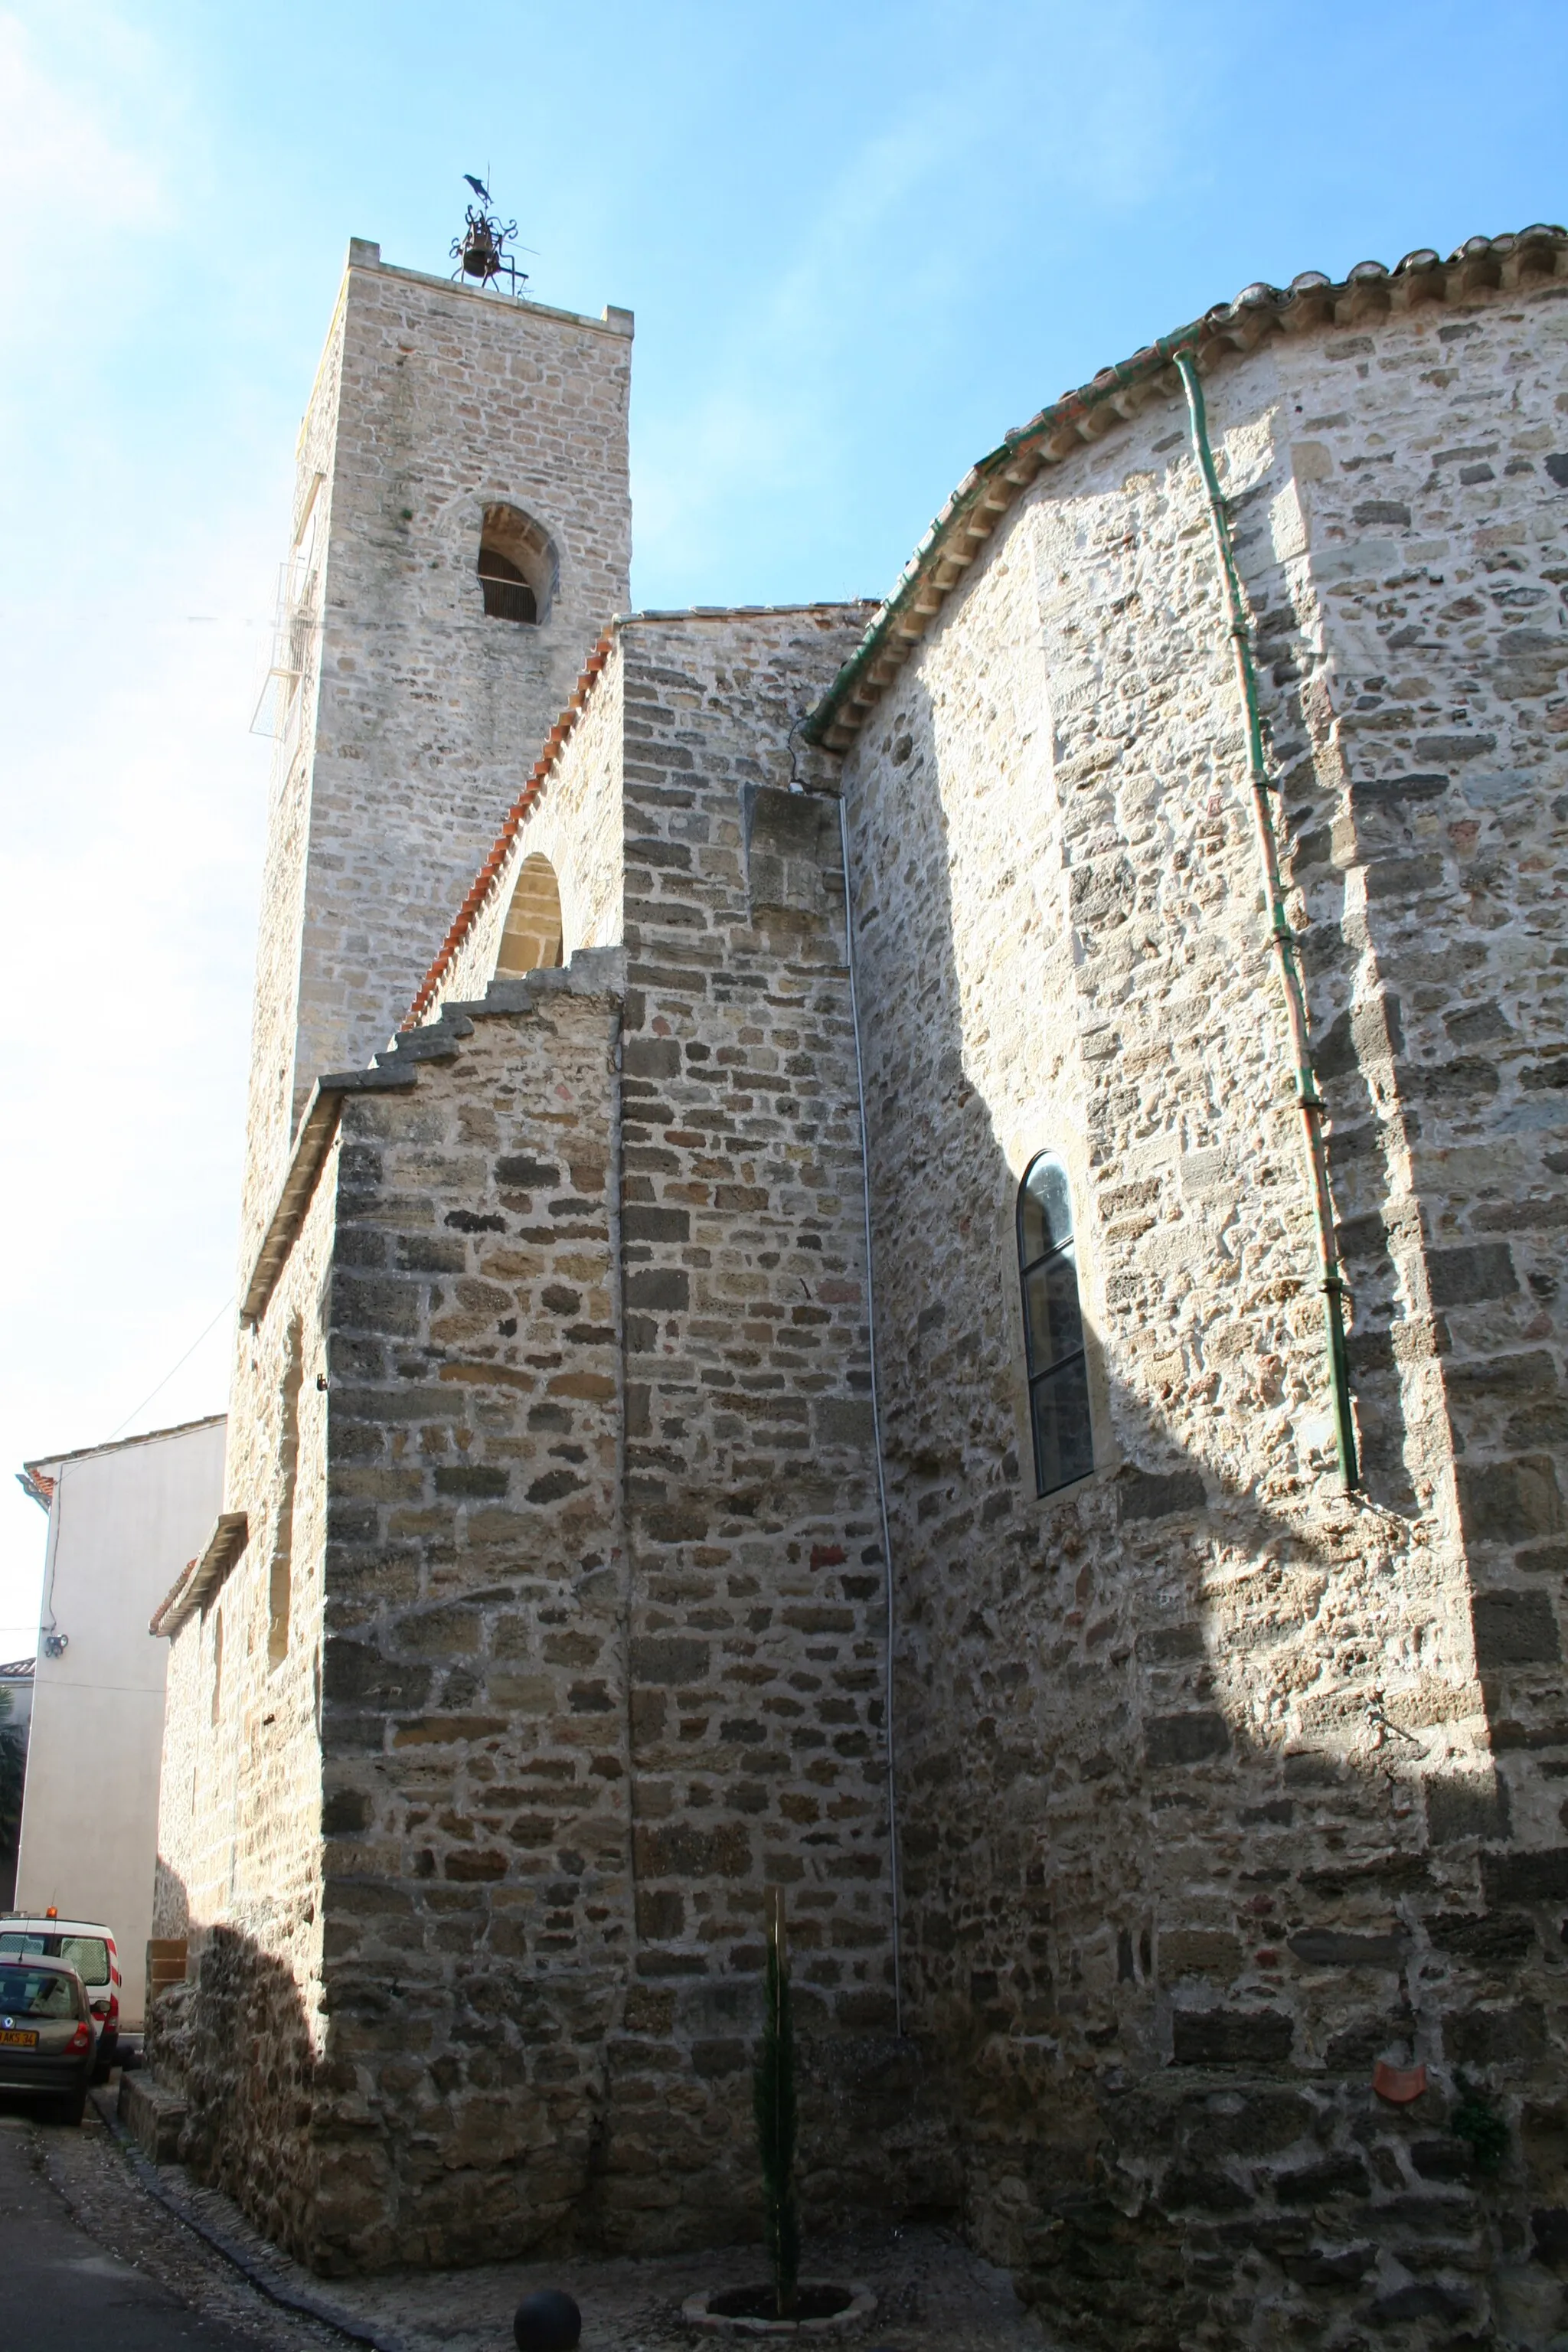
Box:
[1171, 347, 1359, 1491]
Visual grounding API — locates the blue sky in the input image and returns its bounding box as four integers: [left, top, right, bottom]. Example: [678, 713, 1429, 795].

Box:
[1, 0, 1563, 1648]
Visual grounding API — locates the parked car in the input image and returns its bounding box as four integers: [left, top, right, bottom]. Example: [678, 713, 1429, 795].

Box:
[0, 1952, 93, 2123]
[0, 1913, 122, 2079]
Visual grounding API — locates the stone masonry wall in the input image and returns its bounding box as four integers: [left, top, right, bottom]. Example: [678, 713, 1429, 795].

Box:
[237, 287, 348, 1278]
[240, 249, 633, 1279]
[598, 609, 939, 2248]
[313, 965, 628, 2270]
[332, 606, 937, 2259]
[1274, 288, 1568, 1731]
[157, 600, 944, 2275]
[835, 279, 1566, 2347]
[1279, 283, 1568, 2340]
[158, 963, 629, 2270]
[431, 632, 628, 1013]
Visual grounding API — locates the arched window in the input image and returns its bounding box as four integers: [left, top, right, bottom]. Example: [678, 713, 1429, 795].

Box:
[1018, 1155, 1093, 1496]
[496, 854, 564, 976]
[475, 503, 556, 626]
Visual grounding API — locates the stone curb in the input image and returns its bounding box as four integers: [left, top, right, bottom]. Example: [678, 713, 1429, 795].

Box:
[89, 2086, 423, 2352]
[681, 2284, 877, 2337]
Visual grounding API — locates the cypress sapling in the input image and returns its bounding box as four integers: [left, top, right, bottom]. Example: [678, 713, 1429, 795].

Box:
[754, 1886, 800, 2319]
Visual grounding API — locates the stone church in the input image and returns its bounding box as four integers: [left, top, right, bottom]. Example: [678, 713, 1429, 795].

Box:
[139, 220, 1568, 2345]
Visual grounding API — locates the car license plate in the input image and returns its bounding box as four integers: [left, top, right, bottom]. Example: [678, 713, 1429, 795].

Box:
[0, 2027, 38, 2047]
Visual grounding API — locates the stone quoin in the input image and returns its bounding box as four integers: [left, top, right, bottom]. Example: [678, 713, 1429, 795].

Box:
[141, 227, 1568, 2344]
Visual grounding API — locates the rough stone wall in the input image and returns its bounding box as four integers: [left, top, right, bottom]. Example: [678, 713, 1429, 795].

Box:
[432, 633, 628, 1013]
[1274, 289, 1568, 1631]
[597, 609, 931, 2248]
[237, 289, 348, 1274]
[151, 1134, 335, 2256]
[240, 249, 633, 1279]
[836, 279, 1566, 2347]
[158, 966, 629, 2270]
[1279, 286, 1568, 2341]
[318, 608, 932, 2267]
[160, 589, 936, 2275]
[179, 662, 932, 2255]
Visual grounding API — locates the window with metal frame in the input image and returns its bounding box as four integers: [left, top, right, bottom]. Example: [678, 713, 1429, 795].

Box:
[1018, 1153, 1093, 1497]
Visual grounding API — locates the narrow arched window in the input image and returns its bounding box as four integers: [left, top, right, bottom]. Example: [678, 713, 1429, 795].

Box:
[496, 854, 564, 975]
[1018, 1155, 1093, 1496]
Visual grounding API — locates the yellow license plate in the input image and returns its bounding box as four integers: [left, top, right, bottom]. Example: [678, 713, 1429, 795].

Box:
[0, 2027, 38, 2047]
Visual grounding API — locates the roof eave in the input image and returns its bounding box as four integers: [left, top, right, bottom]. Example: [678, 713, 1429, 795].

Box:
[149, 1511, 250, 1638]
[804, 224, 1568, 751]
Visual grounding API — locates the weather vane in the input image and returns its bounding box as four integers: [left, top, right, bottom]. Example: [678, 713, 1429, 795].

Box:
[451, 174, 528, 295]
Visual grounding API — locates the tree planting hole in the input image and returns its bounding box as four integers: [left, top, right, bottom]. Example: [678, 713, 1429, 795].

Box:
[710, 2286, 856, 2324]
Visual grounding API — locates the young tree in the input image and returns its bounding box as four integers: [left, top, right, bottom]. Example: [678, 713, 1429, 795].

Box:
[754, 1886, 800, 2318]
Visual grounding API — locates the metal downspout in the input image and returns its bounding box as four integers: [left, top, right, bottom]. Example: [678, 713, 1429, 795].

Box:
[1172, 348, 1359, 1491]
[836, 792, 904, 2037]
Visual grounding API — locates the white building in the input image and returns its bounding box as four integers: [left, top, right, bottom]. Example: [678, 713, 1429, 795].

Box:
[17, 1416, 226, 2023]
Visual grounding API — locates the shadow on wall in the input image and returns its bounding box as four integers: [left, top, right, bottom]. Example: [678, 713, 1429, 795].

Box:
[145, 1867, 633, 2273]
[143, 1878, 949, 2275]
[152, 1854, 190, 1937]
[144, 1881, 325, 2265]
[841, 671, 1568, 2348]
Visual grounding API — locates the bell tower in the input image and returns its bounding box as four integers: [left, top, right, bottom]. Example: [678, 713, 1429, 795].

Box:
[239, 235, 633, 1259]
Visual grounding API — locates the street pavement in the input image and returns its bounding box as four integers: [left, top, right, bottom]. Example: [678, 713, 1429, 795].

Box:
[0, 2106, 276, 2352]
[0, 2088, 1050, 2352]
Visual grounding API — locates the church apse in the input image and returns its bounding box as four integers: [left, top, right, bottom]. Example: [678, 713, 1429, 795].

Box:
[826, 243, 1568, 2346]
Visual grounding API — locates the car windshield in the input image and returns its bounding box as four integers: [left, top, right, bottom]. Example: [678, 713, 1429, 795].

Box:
[0, 1967, 82, 2018]
[0, 1933, 109, 1983]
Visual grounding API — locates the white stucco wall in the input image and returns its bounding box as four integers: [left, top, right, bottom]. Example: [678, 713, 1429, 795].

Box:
[16, 1416, 227, 2023]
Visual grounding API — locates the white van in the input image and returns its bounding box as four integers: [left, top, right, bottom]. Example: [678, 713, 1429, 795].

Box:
[0, 1911, 122, 2078]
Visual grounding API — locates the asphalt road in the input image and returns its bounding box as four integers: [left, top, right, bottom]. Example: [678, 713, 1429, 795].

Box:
[0, 2106, 276, 2352]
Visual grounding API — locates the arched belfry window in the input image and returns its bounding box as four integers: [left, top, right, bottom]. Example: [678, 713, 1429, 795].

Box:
[1018, 1154, 1093, 1496]
[496, 854, 564, 976]
[476, 504, 557, 626]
